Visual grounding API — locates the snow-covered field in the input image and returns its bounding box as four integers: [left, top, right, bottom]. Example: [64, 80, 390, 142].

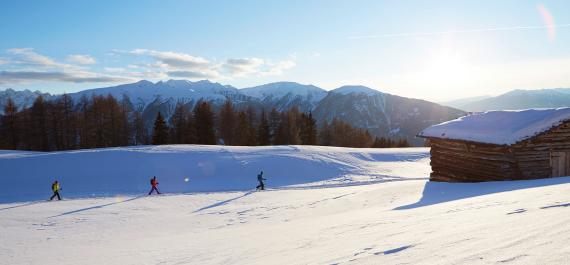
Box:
[0, 145, 428, 203]
[1, 145, 570, 264]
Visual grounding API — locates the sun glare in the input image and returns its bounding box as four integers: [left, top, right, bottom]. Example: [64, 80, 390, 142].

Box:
[423, 51, 470, 89]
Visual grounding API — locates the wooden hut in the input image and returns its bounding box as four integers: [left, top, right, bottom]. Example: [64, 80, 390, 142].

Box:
[418, 108, 570, 182]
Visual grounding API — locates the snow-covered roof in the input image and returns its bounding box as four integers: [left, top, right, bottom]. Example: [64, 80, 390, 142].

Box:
[418, 108, 570, 145]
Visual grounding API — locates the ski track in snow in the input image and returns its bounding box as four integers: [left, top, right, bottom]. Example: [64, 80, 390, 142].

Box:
[1, 146, 570, 264]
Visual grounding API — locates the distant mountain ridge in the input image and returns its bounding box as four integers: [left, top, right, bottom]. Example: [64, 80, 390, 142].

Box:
[443, 88, 570, 111]
[0, 88, 53, 112]
[0, 80, 465, 145]
[241, 82, 326, 112]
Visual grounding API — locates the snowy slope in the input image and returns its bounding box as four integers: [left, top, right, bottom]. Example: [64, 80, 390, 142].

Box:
[2, 150, 570, 264]
[419, 108, 570, 145]
[0, 145, 429, 203]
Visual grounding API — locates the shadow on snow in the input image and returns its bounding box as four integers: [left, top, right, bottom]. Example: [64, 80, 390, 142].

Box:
[193, 191, 255, 213]
[541, 202, 570, 209]
[0, 201, 45, 211]
[50, 196, 143, 217]
[394, 176, 570, 210]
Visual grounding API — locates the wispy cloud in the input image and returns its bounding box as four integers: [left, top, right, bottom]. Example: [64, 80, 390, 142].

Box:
[221, 58, 265, 76]
[167, 70, 219, 79]
[126, 49, 296, 79]
[261, 60, 296, 76]
[0, 71, 129, 85]
[0, 48, 296, 86]
[0, 49, 130, 85]
[130, 49, 211, 69]
[348, 23, 570, 39]
[66, 54, 97, 65]
[6, 48, 75, 70]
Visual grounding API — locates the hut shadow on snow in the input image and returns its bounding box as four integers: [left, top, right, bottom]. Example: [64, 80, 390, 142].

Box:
[394, 176, 570, 210]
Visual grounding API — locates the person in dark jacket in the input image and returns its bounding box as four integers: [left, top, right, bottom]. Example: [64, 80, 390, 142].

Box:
[50, 181, 62, 201]
[149, 176, 161, 195]
[256, 171, 267, 191]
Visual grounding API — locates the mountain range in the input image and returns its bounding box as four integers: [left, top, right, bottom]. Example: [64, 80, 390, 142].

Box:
[443, 88, 570, 112]
[0, 80, 465, 145]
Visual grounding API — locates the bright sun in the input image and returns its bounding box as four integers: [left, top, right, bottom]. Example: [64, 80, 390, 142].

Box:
[420, 50, 473, 95]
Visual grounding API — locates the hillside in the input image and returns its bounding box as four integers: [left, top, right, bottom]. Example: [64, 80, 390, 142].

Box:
[0, 80, 465, 144]
[314, 87, 465, 145]
[0, 145, 429, 203]
[2, 146, 570, 264]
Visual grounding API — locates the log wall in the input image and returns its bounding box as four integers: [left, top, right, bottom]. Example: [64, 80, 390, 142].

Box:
[427, 120, 570, 182]
[428, 139, 518, 182]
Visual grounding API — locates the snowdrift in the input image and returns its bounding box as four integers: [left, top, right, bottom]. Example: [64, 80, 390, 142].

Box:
[0, 145, 429, 203]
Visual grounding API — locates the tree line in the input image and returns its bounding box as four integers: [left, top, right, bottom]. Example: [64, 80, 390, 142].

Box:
[0, 94, 409, 151]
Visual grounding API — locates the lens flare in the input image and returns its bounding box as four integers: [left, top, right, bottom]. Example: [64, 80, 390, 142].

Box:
[114, 195, 124, 203]
[537, 4, 555, 41]
[184, 177, 190, 182]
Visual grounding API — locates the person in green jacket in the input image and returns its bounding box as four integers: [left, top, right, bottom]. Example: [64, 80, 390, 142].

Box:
[50, 180, 61, 201]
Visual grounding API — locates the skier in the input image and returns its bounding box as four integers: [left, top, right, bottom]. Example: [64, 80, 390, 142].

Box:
[256, 171, 267, 191]
[148, 176, 161, 195]
[49, 180, 62, 201]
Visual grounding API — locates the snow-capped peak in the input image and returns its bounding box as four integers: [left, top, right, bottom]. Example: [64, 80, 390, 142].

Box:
[67, 79, 238, 107]
[241, 82, 326, 100]
[332, 85, 382, 96]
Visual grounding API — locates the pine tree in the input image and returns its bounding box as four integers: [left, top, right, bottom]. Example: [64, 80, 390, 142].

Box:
[151, 112, 169, 145]
[257, 110, 271, 145]
[234, 111, 249, 146]
[300, 112, 317, 145]
[0, 98, 19, 149]
[30, 96, 50, 151]
[133, 110, 149, 145]
[274, 112, 289, 145]
[319, 120, 332, 146]
[287, 107, 301, 145]
[194, 101, 216, 145]
[75, 95, 89, 148]
[119, 95, 133, 146]
[245, 106, 258, 145]
[170, 102, 190, 144]
[105, 94, 124, 147]
[268, 108, 281, 144]
[184, 111, 198, 144]
[372, 137, 388, 148]
[47, 98, 61, 150]
[218, 100, 236, 145]
[61, 94, 77, 149]
[397, 139, 410, 147]
[89, 95, 107, 147]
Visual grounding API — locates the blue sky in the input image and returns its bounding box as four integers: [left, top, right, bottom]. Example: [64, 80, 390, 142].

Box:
[1, 0, 569, 101]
